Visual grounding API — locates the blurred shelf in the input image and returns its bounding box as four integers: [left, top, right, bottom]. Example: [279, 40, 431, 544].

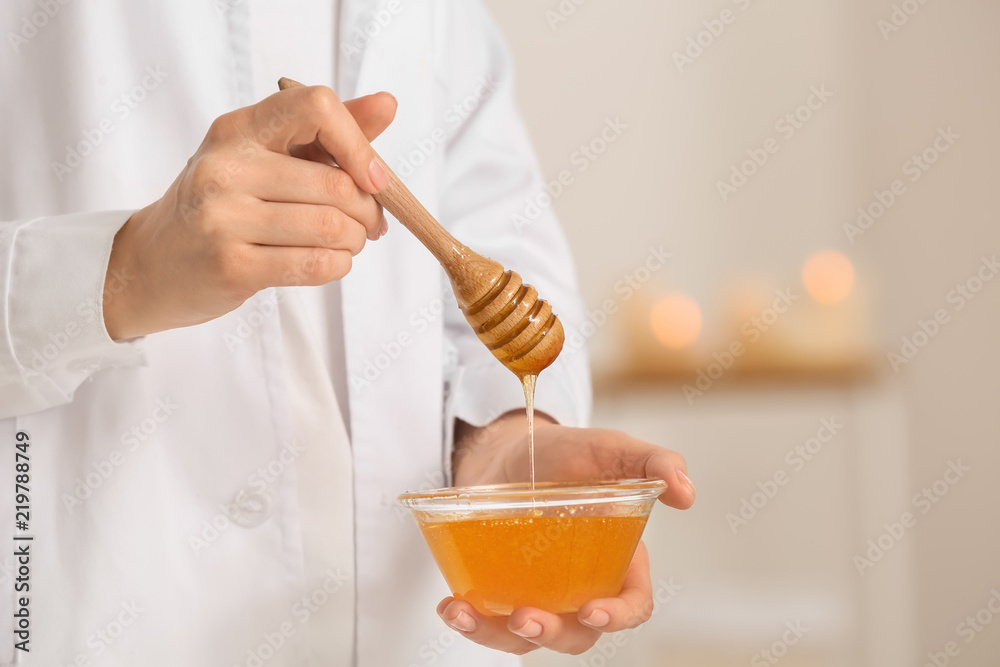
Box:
[594, 353, 882, 396]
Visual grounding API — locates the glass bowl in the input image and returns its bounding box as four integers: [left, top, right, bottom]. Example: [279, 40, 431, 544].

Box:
[398, 478, 666, 616]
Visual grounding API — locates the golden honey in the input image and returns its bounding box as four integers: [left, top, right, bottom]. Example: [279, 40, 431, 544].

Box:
[520, 373, 537, 490]
[416, 512, 648, 616]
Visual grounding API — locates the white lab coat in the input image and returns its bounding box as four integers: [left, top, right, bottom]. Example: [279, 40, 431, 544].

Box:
[0, 1, 591, 665]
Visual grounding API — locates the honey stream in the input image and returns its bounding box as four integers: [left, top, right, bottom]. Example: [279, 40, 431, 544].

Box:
[520, 374, 537, 491]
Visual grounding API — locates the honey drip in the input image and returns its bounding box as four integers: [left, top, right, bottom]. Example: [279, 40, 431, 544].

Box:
[520, 373, 537, 491]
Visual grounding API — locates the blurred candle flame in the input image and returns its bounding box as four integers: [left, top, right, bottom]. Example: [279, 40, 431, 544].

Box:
[802, 250, 855, 304]
[650, 293, 702, 349]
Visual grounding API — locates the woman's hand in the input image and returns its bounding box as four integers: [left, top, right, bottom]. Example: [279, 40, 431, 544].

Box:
[442, 416, 695, 655]
[104, 85, 397, 340]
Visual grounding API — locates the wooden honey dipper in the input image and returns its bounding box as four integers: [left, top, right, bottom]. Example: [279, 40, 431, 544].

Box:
[278, 77, 564, 378]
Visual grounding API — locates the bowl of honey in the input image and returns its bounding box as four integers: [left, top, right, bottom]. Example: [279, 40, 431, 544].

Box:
[398, 478, 666, 616]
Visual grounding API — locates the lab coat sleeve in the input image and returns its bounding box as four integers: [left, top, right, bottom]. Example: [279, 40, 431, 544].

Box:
[0, 211, 145, 418]
[436, 0, 593, 434]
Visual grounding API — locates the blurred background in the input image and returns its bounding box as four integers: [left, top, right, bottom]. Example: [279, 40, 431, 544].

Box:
[481, 0, 1000, 665]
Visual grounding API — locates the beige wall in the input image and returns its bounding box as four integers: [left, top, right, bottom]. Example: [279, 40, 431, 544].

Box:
[484, 0, 1000, 664]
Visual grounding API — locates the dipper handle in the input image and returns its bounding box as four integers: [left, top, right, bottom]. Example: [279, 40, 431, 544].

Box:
[277, 77, 504, 308]
[277, 77, 563, 376]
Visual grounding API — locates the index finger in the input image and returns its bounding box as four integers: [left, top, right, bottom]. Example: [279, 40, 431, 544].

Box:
[252, 82, 388, 195]
[587, 431, 696, 510]
[643, 447, 696, 510]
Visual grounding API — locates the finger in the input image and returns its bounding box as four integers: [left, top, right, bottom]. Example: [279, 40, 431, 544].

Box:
[344, 92, 398, 141]
[586, 431, 695, 510]
[289, 93, 397, 164]
[437, 598, 537, 655]
[578, 542, 654, 632]
[288, 142, 337, 167]
[506, 608, 601, 655]
[243, 245, 354, 289]
[247, 152, 383, 239]
[258, 83, 387, 194]
[244, 202, 368, 256]
[643, 447, 696, 510]
[532, 430, 696, 510]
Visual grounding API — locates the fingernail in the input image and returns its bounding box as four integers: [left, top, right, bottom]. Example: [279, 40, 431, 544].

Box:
[676, 469, 695, 492]
[445, 611, 476, 633]
[511, 619, 542, 639]
[378, 215, 388, 237]
[581, 609, 610, 628]
[368, 158, 389, 192]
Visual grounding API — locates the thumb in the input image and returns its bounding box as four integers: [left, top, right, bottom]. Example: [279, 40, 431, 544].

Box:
[344, 91, 398, 141]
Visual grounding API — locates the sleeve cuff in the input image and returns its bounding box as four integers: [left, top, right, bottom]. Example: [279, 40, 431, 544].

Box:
[3, 210, 146, 416]
[448, 352, 591, 430]
[442, 343, 593, 486]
